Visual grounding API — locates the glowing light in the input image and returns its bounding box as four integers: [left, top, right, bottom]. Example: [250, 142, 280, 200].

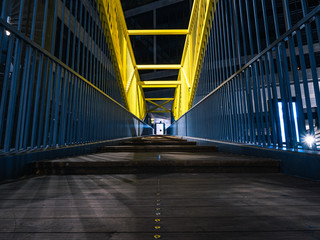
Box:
[292, 102, 300, 142]
[304, 134, 315, 148]
[5, 30, 10, 36]
[278, 102, 286, 142]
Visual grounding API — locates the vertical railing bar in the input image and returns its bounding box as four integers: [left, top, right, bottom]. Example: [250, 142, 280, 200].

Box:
[82, 4, 87, 77]
[71, 0, 78, 70]
[212, 13, 218, 90]
[253, 0, 271, 146]
[77, 0, 83, 73]
[271, 0, 292, 148]
[52, 65, 62, 146]
[245, 0, 263, 146]
[59, 70, 70, 145]
[217, 1, 227, 83]
[3, 40, 23, 152]
[228, 0, 237, 74]
[3, 0, 25, 152]
[52, 0, 67, 146]
[236, 75, 245, 142]
[296, 29, 314, 138]
[30, 0, 49, 148]
[260, 0, 281, 148]
[17, 0, 40, 149]
[66, 74, 75, 144]
[241, 71, 249, 143]
[16, 47, 32, 149]
[77, 81, 84, 143]
[215, 2, 223, 86]
[21, 0, 40, 148]
[221, 0, 232, 78]
[283, 0, 306, 147]
[22, 49, 38, 149]
[231, 80, 239, 141]
[263, 54, 277, 146]
[66, 0, 73, 66]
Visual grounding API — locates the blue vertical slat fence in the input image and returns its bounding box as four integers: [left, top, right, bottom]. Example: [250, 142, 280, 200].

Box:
[169, 1, 320, 152]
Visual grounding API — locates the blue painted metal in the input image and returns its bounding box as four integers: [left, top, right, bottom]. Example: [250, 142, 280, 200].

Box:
[171, 3, 320, 154]
[0, 0, 152, 181]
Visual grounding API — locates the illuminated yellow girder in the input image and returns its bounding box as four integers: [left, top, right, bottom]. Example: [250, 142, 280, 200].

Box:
[138, 81, 181, 88]
[128, 29, 189, 35]
[137, 64, 181, 70]
[146, 98, 174, 101]
[96, 0, 215, 121]
[96, 0, 147, 120]
[172, 0, 215, 120]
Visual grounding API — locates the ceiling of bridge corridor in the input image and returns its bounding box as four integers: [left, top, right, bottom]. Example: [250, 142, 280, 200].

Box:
[120, 0, 194, 121]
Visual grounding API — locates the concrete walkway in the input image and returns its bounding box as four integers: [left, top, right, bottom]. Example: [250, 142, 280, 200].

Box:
[0, 173, 320, 239]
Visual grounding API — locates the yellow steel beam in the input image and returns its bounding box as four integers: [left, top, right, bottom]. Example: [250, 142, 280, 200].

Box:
[172, 0, 215, 120]
[145, 98, 174, 101]
[137, 64, 181, 70]
[128, 29, 188, 35]
[138, 81, 181, 88]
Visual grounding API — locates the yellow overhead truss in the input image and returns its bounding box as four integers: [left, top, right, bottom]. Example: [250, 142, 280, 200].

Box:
[96, 0, 215, 120]
[96, 0, 146, 119]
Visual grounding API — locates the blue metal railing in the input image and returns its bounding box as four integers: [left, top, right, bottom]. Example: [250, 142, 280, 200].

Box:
[0, 0, 152, 155]
[169, 0, 320, 151]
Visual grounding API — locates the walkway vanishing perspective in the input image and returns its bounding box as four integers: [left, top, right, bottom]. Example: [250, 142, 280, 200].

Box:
[1, 0, 320, 239]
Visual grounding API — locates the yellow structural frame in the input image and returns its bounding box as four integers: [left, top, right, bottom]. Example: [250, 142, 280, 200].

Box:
[96, 0, 215, 120]
[146, 98, 173, 113]
[138, 81, 181, 88]
[128, 29, 189, 35]
[95, 0, 147, 119]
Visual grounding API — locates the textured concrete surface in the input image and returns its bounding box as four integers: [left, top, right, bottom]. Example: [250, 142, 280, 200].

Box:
[0, 173, 320, 239]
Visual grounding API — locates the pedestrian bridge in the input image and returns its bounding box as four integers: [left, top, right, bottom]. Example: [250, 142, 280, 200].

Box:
[1, 0, 320, 238]
[1, 0, 320, 180]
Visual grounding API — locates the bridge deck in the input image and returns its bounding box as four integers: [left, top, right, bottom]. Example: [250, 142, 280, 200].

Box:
[0, 173, 320, 239]
[0, 136, 319, 239]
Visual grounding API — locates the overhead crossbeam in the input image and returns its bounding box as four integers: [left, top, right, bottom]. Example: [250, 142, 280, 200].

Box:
[146, 99, 173, 113]
[139, 80, 181, 88]
[137, 64, 181, 70]
[146, 98, 174, 101]
[128, 29, 188, 35]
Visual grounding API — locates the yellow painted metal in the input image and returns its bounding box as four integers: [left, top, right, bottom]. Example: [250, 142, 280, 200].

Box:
[96, 0, 216, 121]
[146, 98, 174, 101]
[146, 99, 173, 113]
[137, 64, 181, 70]
[128, 29, 189, 35]
[172, 0, 216, 120]
[139, 81, 181, 88]
[96, 0, 147, 120]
